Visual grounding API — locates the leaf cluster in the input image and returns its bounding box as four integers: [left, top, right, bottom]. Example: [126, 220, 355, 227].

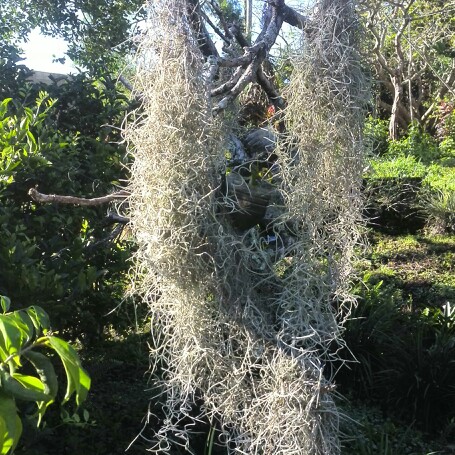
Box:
[0, 295, 90, 454]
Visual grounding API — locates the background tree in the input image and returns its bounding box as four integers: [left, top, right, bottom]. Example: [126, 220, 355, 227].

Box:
[360, 0, 455, 138]
[0, 0, 145, 76]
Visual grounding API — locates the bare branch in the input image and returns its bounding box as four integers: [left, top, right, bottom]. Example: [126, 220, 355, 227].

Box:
[438, 59, 455, 99]
[211, 0, 291, 113]
[256, 65, 285, 109]
[199, 7, 230, 45]
[282, 4, 307, 30]
[29, 188, 129, 206]
[106, 211, 130, 224]
[187, 0, 219, 58]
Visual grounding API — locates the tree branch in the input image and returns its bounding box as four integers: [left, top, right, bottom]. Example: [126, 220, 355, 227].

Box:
[29, 188, 129, 206]
[210, 0, 292, 113]
[282, 4, 307, 30]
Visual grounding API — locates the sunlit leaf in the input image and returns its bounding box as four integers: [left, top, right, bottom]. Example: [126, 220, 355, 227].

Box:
[0, 391, 22, 455]
[45, 336, 90, 406]
[0, 296, 10, 314]
[26, 306, 51, 334]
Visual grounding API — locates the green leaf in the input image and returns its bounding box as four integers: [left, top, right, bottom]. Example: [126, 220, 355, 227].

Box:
[0, 415, 5, 452]
[0, 297, 10, 314]
[0, 391, 22, 455]
[25, 306, 50, 334]
[0, 99, 12, 119]
[24, 351, 58, 426]
[45, 337, 90, 406]
[0, 311, 35, 367]
[12, 373, 46, 393]
[11, 311, 35, 344]
[0, 370, 50, 402]
[24, 351, 58, 398]
[0, 318, 23, 367]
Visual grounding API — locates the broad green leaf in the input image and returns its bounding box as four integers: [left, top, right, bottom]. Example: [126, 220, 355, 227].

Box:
[10, 311, 35, 344]
[0, 297, 10, 314]
[0, 391, 22, 455]
[45, 337, 90, 406]
[26, 306, 50, 334]
[0, 312, 35, 367]
[23, 352, 58, 398]
[24, 351, 58, 426]
[0, 99, 12, 119]
[12, 374, 46, 394]
[0, 370, 50, 402]
[0, 318, 23, 367]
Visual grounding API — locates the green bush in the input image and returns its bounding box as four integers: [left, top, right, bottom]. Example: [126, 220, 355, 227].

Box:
[0, 82, 134, 342]
[387, 123, 440, 164]
[364, 115, 389, 156]
[368, 155, 427, 179]
[438, 102, 455, 160]
[423, 165, 455, 192]
[339, 399, 442, 455]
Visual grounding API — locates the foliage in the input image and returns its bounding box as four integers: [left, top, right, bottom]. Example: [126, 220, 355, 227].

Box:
[436, 101, 455, 160]
[364, 115, 389, 156]
[0, 83, 133, 342]
[369, 154, 427, 179]
[420, 189, 455, 233]
[387, 123, 440, 164]
[14, 328, 151, 455]
[0, 295, 90, 454]
[339, 399, 444, 455]
[1, 0, 145, 76]
[0, 44, 32, 102]
[339, 234, 455, 433]
[359, 0, 455, 137]
[366, 119, 455, 233]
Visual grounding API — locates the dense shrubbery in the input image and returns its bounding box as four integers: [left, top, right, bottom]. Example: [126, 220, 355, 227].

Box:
[365, 112, 455, 234]
[0, 76, 135, 341]
[336, 233, 455, 453]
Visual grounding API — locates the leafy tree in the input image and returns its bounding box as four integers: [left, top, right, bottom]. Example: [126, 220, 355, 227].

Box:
[1, 0, 145, 76]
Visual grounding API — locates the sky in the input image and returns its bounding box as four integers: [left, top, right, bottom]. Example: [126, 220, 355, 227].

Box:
[22, 28, 75, 74]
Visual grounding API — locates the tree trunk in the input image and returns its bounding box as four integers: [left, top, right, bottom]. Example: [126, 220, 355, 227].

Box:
[389, 73, 403, 140]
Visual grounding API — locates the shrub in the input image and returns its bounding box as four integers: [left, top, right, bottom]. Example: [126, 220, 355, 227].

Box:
[368, 155, 427, 179]
[0, 86, 134, 342]
[339, 399, 442, 455]
[364, 115, 389, 156]
[339, 271, 455, 432]
[388, 122, 440, 163]
[419, 189, 455, 233]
